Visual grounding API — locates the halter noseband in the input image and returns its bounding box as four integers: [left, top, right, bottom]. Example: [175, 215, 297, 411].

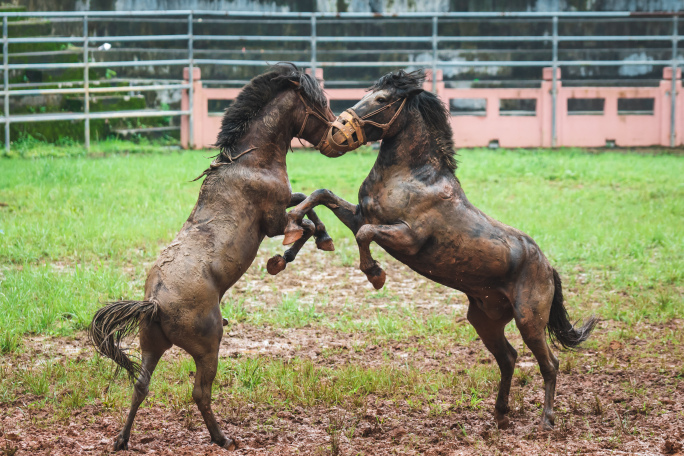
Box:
[295, 92, 340, 157]
[326, 97, 407, 154]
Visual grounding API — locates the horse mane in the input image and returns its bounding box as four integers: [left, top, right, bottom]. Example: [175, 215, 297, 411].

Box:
[370, 69, 457, 172]
[197, 63, 328, 179]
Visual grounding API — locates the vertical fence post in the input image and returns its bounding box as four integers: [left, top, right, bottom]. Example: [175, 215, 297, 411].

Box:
[310, 15, 317, 74]
[432, 16, 438, 94]
[551, 15, 558, 148]
[188, 11, 194, 149]
[670, 14, 678, 148]
[3, 16, 8, 152]
[83, 15, 89, 151]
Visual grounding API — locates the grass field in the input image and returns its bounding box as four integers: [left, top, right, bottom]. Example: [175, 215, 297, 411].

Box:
[0, 143, 682, 454]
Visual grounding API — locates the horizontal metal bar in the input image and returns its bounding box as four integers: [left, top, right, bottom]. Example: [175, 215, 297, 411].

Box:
[8, 59, 191, 70]
[439, 35, 683, 43]
[88, 109, 188, 119]
[438, 36, 552, 42]
[436, 59, 678, 67]
[7, 87, 84, 95]
[194, 58, 292, 66]
[2, 109, 189, 123]
[8, 36, 84, 44]
[88, 59, 190, 68]
[8, 34, 679, 46]
[7, 83, 189, 96]
[0, 11, 642, 18]
[89, 34, 190, 43]
[7, 62, 84, 70]
[195, 35, 310, 42]
[318, 36, 433, 43]
[89, 83, 190, 93]
[557, 35, 681, 42]
[196, 58, 681, 68]
[560, 59, 676, 66]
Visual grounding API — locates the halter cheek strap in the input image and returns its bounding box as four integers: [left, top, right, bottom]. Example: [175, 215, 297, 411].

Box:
[295, 92, 336, 155]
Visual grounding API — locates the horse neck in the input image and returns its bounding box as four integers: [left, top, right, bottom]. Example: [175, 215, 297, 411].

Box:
[234, 92, 300, 167]
[376, 116, 444, 174]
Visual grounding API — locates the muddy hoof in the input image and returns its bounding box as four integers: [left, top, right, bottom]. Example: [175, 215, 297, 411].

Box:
[365, 267, 386, 290]
[283, 223, 304, 245]
[315, 236, 335, 252]
[267, 255, 287, 275]
[212, 437, 237, 451]
[539, 418, 554, 432]
[113, 435, 129, 451]
[495, 415, 511, 430]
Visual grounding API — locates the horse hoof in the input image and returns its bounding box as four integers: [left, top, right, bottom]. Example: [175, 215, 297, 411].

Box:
[315, 237, 335, 252]
[495, 415, 511, 430]
[113, 435, 129, 451]
[267, 255, 287, 275]
[212, 437, 237, 451]
[366, 269, 386, 290]
[283, 226, 304, 245]
[539, 418, 554, 432]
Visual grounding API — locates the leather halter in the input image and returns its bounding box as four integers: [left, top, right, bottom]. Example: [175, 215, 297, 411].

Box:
[326, 97, 407, 154]
[294, 92, 338, 157]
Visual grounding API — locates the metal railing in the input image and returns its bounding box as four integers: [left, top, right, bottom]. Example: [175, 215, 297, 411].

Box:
[1, 10, 682, 151]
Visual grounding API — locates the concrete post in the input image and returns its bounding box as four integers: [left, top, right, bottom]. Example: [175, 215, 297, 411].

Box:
[181, 66, 202, 149]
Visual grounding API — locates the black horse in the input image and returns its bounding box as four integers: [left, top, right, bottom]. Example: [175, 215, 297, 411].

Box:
[284, 70, 596, 431]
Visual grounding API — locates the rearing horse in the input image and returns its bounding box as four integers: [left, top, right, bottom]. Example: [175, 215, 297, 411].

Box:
[89, 64, 338, 451]
[284, 70, 596, 431]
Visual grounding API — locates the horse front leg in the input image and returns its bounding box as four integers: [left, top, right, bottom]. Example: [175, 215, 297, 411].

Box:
[267, 219, 316, 275]
[355, 221, 428, 289]
[289, 192, 334, 251]
[284, 189, 363, 245]
[267, 192, 337, 275]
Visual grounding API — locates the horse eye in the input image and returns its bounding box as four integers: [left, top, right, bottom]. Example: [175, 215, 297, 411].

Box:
[377, 97, 387, 103]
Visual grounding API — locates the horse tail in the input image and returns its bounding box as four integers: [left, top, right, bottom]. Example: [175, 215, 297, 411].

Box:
[546, 269, 598, 349]
[88, 300, 159, 382]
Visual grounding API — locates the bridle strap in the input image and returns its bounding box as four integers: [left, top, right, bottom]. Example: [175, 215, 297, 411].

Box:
[296, 92, 333, 140]
[352, 97, 407, 140]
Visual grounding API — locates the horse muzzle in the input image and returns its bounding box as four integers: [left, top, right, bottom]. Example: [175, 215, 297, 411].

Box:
[323, 110, 367, 156]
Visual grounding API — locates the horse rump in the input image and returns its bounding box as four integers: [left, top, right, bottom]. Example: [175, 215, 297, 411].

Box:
[547, 269, 598, 349]
[88, 300, 159, 382]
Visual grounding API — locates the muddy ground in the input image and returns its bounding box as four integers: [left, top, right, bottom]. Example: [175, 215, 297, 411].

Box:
[1, 241, 683, 456]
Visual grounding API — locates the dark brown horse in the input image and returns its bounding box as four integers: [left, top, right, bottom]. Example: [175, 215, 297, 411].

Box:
[284, 70, 597, 431]
[89, 64, 336, 451]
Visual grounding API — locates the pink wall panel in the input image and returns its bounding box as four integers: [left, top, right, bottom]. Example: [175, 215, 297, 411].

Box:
[181, 67, 683, 150]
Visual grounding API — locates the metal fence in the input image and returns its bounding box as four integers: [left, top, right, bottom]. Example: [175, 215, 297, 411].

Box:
[2, 10, 682, 151]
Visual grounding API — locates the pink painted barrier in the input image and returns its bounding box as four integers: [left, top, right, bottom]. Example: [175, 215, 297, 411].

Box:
[182, 67, 683, 149]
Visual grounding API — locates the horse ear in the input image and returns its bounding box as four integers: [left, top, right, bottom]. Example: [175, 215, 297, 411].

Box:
[408, 87, 424, 97]
[290, 80, 301, 87]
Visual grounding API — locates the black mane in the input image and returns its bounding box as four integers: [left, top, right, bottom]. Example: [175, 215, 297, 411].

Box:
[211, 63, 328, 165]
[370, 69, 457, 171]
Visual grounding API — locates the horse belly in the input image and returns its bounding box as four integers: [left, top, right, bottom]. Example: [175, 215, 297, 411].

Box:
[395, 235, 516, 294]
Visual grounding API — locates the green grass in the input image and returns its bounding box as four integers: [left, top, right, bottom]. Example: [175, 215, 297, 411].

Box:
[0, 144, 682, 341]
[0, 351, 500, 418]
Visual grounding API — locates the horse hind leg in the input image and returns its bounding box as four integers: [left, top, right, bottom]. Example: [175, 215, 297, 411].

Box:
[513, 285, 559, 431]
[466, 298, 517, 429]
[114, 322, 171, 451]
[181, 307, 236, 450]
